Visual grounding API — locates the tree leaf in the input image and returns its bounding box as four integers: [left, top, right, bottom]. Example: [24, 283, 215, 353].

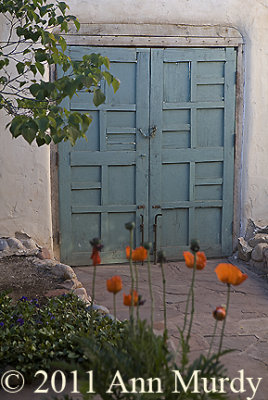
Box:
[37, 116, 49, 133]
[103, 71, 113, 86]
[36, 136, 46, 146]
[112, 78, 120, 93]
[59, 36, 67, 52]
[36, 62, 45, 76]
[16, 62, 25, 75]
[93, 89, 105, 107]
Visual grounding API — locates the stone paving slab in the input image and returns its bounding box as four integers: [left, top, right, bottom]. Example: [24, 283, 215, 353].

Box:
[73, 258, 268, 400]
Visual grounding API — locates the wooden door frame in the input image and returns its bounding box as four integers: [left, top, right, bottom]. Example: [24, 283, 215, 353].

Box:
[50, 23, 244, 260]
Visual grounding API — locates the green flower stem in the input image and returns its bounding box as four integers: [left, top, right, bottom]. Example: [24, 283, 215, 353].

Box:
[208, 319, 218, 358]
[217, 283, 231, 358]
[160, 259, 167, 335]
[129, 228, 135, 323]
[90, 264, 97, 333]
[134, 262, 140, 320]
[113, 293, 117, 321]
[147, 253, 154, 329]
[186, 252, 197, 345]
[91, 265, 97, 305]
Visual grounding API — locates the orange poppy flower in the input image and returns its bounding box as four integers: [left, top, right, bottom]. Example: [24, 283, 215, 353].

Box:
[215, 263, 248, 286]
[183, 251, 206, 270]
[123, 290, 139, 306]
[126, 246, 147, 262]
[91, 248, 101, 266]
[106, 276, 123, 294]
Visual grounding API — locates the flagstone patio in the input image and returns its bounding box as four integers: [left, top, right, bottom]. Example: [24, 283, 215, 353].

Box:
[74, 258, 268, 400]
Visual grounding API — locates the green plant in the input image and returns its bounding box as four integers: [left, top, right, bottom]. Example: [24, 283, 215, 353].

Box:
[0, 0, 119, 145]
[0, 292, 127, 381]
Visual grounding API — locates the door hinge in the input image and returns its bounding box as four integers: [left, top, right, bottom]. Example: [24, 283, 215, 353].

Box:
[55, 151, 59, 166]
[235, 70, 237, 85]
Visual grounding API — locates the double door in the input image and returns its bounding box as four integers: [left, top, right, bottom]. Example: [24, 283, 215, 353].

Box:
[58, 46, 236, 265]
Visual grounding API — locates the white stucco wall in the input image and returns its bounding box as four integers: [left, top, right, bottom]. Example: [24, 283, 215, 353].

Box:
[0, 0, 268, 254]
[0, 17, 53, 249]
[66, 0, 268, 232]
[0, 118, 53, 249]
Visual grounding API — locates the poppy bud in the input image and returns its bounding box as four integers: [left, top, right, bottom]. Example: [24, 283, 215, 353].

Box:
[157, 250, 166, 263]
[190, 239, 200, 253]
[90, 238, 103, 251]
[125, 222, 135, 231]
[143, 242, 152, 250]
[213, 306, 226, 321]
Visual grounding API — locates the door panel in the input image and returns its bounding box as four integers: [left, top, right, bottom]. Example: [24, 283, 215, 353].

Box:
[150, 48, 236, 258]
[58, 47, 150, 265]
[58, 46, 236, 265]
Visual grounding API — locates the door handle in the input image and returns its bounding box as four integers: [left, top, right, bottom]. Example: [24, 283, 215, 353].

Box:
[138, 126, 157, 138]
[138, 128, 149, 138]
[140, 214, 144, 246]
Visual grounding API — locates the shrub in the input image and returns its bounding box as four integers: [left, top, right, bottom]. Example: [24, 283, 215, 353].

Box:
[0, 292, 127, 381]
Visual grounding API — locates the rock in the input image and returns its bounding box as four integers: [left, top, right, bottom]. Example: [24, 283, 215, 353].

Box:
[0, 239, 9, 251]
[245, 219, 258, 241]
[53, 263, 77, 280]
[237, 237, 252, 261]
[22, 238, 37, 250]
[35, 259, 55, 269]
[57, 278, 82, 290]
[15, 232, 31, 241]
[263, 248, 268, 266]
[256, 223, 268, 235]
[249, 259, 268, 275]
[73, 287, 89, 303]
[7, 237, 25, 250]
[38, 247, 51, 259]
[248, 234, 268, 248]
[87, 304, 110, 315]
[251, 243, 268, 262]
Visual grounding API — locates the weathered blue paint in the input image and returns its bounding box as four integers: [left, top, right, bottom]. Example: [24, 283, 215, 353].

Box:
[58, 47, 236, 264]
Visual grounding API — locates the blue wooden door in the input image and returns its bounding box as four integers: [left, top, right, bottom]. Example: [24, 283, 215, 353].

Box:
[58, 47, 150, 264]
[150, 48, 236, 258]
[58, 47, 236, 264]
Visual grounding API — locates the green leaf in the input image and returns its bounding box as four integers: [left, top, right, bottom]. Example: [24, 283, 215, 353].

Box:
[61, 21, 68, 33]
[44, 134, 52, 144]
[10, 117, 23, 138]
[16, 62, 25, 75]
[22, 124, 37, 144]
[102, 57, 110, 70]
[58, 36, 67, 52]
[37, 116, 49, 132]
[29, 83, 40, 97]
[36, 137, 46, 146]
[58, 1, 67, 13]
[81, 114, 92, 133]
[112, 78, 120, 93]
[35, 51, 47, 63]
[74, 18, 80, 31]
[102, 71, 113, 86]
[35, 62, 45, 76]
[30, 64, 37, 75]
[93, 89, 105, 107]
